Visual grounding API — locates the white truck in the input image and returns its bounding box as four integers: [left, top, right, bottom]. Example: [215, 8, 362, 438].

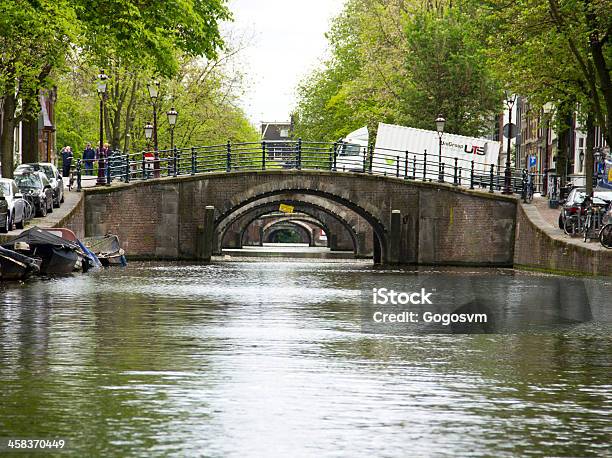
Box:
[338, 123, 501, 184]
[335, 126, 369, 172]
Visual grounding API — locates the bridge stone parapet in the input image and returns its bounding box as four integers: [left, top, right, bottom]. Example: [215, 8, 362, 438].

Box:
[83, 169, 517, 265]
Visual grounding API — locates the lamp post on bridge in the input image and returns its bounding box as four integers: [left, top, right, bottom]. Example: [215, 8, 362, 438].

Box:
[96, 70, 109, 186]
[502, 91, 516, 195]
[435, 115, 445, 182]
[167, 107, 178, 176]
[147, 80, 160, 177]
[167, 107, 178, 150]
[144, 122, 154, 178]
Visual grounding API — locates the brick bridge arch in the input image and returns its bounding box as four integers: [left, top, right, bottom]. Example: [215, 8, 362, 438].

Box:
[245, 215, 333, 249]
[84, 170, 517, 265]
[212, 175, 389, 263]
[263, 220, 316, 246]
[219, 198, 364, 256]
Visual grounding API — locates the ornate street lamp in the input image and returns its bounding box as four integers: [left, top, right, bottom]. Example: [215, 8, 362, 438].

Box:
[167, 107, 178, 176]
[144, 121, 154, 144]
[147, 80, 160, 177]
[167, 107, 178, 150]
[435, 114, 445, 182]
[96, 70, 109, 186]
[502, 91, 516, 194]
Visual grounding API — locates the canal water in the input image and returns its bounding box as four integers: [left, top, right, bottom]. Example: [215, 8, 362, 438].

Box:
[0, 260, 610, 457]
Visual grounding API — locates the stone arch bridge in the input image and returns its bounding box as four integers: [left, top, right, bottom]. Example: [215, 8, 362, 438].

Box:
[84, 169, 517, 265]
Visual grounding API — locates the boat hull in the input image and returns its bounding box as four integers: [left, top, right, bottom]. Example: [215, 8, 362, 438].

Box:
[0, 247, 41, 281]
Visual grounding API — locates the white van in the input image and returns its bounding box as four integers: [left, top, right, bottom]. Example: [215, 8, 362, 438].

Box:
[336, 126, 368, 172]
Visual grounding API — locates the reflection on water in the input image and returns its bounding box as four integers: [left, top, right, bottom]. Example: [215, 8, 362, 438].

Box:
[0, 261, 610, 457]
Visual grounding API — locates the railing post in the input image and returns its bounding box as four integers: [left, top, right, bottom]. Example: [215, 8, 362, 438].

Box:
[363, 148, 367, 173]
[262, 140, 266, 170]
[332, 142, 338, 171]
[404, 151, 408, 179]
[125, 154, 130, 183]
[453, 157, 458, 185]
[297, 138, 302, 170]
[368, 144, 374, 174]
[226, 140, 231, 172]
[423, 150, 427, 181]
[497, 164, 501, 190]
[396, 156, 400, 177]
[105, 155, 111, 186]
[470, 160, 475, 189]
[191, 147, 196, 175]
[76, 159, 82, 192]
[142, 151, 146, 179]
[173, 147, 178, 177]
[439, 163, 445, 183]
[489, 164, 495, 193]
[412, 155, 416, 180]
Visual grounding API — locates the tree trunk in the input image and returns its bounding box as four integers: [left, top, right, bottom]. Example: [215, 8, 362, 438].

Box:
[0, 94, 16, 178]
[585, 112, 594, 196]
[123, 80, 139, 154]
[555, 100, 573, 186]
[21, 114, 39, 164]
[584, 0, 612, 146]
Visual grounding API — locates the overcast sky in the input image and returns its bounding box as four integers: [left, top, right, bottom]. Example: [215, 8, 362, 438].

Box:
[225, 0, 345, 125]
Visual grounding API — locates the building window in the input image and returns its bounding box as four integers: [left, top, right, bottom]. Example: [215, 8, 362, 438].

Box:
[280, 129, 289, 138]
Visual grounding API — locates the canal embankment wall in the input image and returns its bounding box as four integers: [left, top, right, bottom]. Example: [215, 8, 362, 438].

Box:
[514, 203, 611, 276]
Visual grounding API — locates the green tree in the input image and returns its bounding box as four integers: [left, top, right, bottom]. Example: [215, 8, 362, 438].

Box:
[0, 0, 231, 177]
[293, 0, 501, 141]
[475, 0, 611, 189]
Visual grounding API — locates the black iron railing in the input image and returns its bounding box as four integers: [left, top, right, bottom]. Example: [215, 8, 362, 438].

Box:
[73, 140, 544, 196]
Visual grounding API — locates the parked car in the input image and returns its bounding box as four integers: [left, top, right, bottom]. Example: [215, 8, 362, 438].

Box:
[14, 171, 54, 217]
[15, 162, 64, 207]
[0, 194, 8, 233]
[0, 178, 26, 233]
[558, 188, 612, 229]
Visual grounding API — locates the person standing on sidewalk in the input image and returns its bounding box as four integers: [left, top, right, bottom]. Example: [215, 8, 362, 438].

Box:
[61, 146, 73, 177]
[83, 143, 96, 175]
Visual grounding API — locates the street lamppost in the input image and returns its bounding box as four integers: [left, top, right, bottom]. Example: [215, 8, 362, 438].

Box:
[167, 107, 178, 150]
[96, 70, 109, 186]
[144, 122, 154, 179]
[502, 91, 516, 194]
[167, 107, 178, 176]
[144, 122, 154, 147]
[435, 114, 445, 182]
[147, 80, 160, 177]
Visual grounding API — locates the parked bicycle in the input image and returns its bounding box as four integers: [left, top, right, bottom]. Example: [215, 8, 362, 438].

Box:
[564, 194, 608, 239]
[599, 203, 612, 249]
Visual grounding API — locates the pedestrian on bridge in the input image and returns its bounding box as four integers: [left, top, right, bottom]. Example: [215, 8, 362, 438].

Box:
[83, 143, 96, 175]
[61, 146, 73, 177]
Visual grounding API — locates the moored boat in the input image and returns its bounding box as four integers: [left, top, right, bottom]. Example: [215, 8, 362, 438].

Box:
[0, 246, 41, 281]
[40, 228, 102, 272]
[82, 234, 127, 266]
[2, 227, 80, 275]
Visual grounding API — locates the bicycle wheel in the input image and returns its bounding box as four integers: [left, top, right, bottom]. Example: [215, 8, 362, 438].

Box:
[564, 215, 583, 237]
[600, 224, 612, 249]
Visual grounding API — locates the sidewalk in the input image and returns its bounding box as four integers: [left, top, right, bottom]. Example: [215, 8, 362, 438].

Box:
[0, 179, 84, 241]
[528, 195, 610, 252]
